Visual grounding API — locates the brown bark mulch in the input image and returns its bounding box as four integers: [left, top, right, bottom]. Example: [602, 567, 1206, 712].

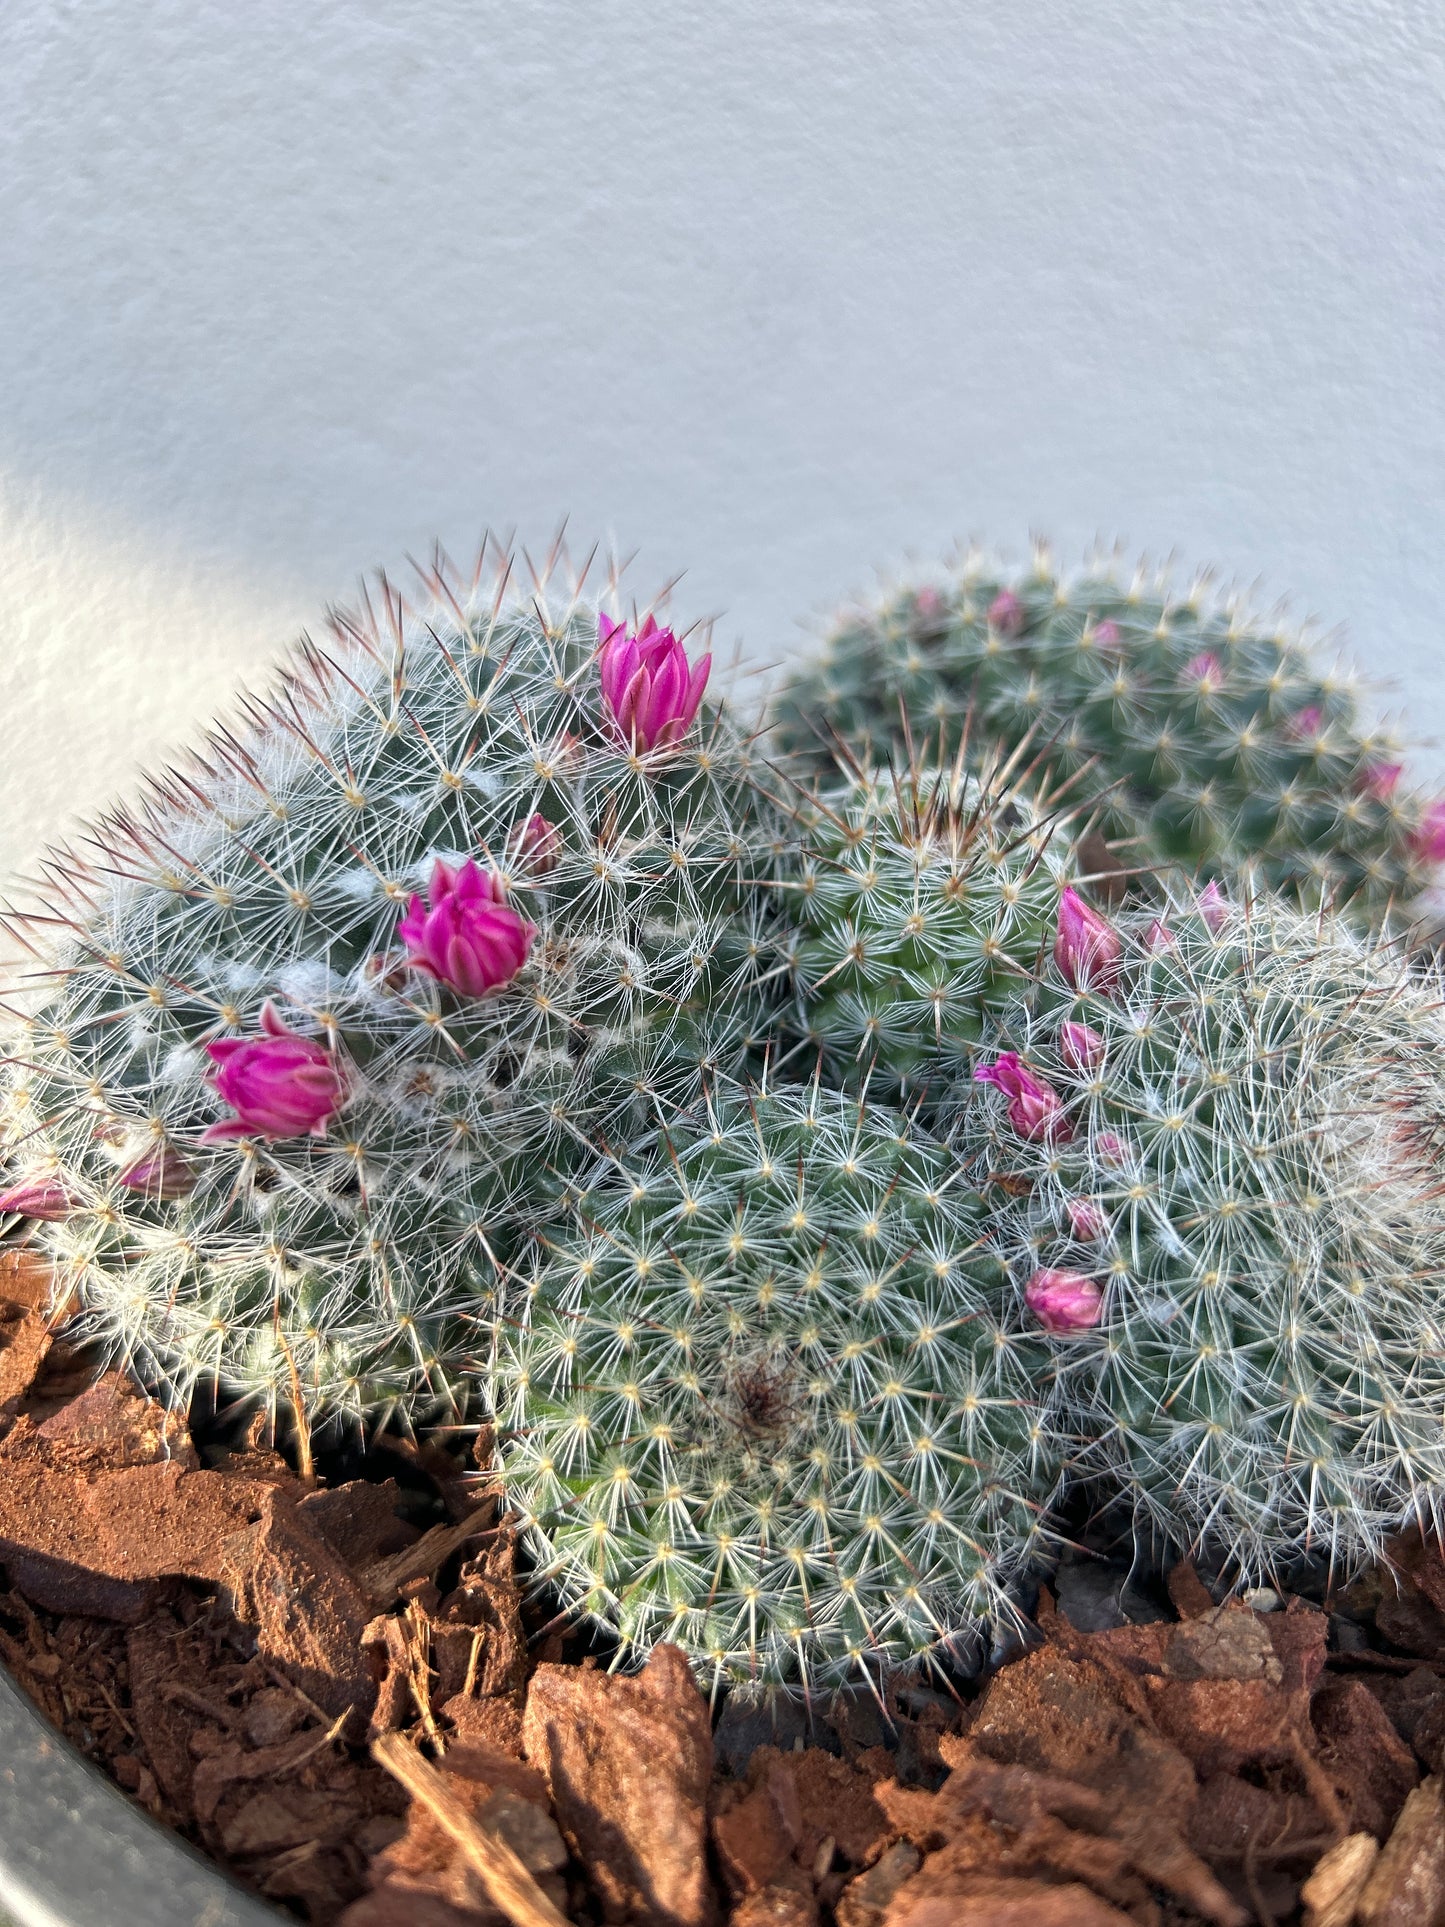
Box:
[3, 1247, 1444, 1927]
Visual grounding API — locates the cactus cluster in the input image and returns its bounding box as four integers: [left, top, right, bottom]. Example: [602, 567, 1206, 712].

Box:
[489, 1079, 1061, 1688]
[0, 544, 788, 1426]
[5, 529, 1445, 1684]
[962, 897, 1445, 1578]
[774, 544, 1438, 926]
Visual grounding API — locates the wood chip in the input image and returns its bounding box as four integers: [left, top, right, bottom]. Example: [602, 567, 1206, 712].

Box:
[1301, 1832, 1381, 1927]
[371, 1731, 570, 1927]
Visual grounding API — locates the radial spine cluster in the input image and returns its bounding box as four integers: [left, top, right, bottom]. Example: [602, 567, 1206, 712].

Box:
[489, 1079, 1061, 1688]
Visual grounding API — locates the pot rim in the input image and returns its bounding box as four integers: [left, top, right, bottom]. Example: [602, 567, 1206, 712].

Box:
[0, 1662, 282, 1927]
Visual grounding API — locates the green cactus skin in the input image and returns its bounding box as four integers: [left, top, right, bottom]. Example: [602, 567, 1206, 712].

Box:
[0, 542, 790, 1428]
[780, 759, 1073, 1097]
[962, 898, 1445, 1580]
[488, 1079, 1062, 1691]
[774, 544, 1431, 924]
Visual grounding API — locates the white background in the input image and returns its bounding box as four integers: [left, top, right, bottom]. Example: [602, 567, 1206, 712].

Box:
[2, 1, 1442, 882]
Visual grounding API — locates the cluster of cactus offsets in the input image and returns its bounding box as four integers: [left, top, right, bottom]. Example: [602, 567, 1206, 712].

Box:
[774, 544, 1441, 924]
[780, 754, 1075, 1096]
[0, 541, 790, 1425]
[489, 1080, 1062, 1688]
[963, 895, 1445, 1578]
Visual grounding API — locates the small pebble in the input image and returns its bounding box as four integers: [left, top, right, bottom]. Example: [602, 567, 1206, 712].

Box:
[1242, 1587, 1281, 1613]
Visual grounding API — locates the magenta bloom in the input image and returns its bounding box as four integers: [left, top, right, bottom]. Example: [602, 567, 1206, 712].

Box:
[1025, 1267, 1105, 1333]
[0, 1173, 80, 1221]
[987, 589, 1024, 636]
[399, 858, 536, 999]
[1288, 705, 1325, 740]
[1183, 651, 1224, 693]
[202, 1001, 349, 1143]
[597, 612, 711, 752]
[975, 1053, 1072, 1143]
[118, 1145, 197, 1199]
[1054, 888, 1123, 991]
[1197, 880, 1228, 933]
[1092, 619, 1122, 651]
[1411, 801, 1445, 864]
[1057, 1020, 1105, 1072]
[1066, 1199, 1109, 1241]
[511, 812, 563, 877]
[1359, 762, 1404, 803]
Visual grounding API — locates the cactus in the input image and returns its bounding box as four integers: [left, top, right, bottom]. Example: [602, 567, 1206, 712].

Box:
[774, 544, 1436, 924]
[0, 540, 791, 1429]
[779, 754, 1074, 1097]
[962, 893, 1445, 1578]
[488, 1078, 1061, 1690]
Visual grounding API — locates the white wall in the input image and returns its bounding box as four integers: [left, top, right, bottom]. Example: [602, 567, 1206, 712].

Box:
[2, 0, 1442, 880]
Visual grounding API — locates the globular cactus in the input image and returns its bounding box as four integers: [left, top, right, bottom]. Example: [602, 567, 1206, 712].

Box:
[962, 891, 1445, 1579]
[774, 543, 1441, 924]
[488, 1079, 1062, 1690]
[0, 540, 791, 1429]
[779, 755, 1074, 1097]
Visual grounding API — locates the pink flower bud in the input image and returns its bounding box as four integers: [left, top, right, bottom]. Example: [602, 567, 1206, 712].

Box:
[0, 1173, 81, 1220]
[1058, 1021, 1105, 1072]
[1054, 887, 1123, 991]
[987, 589, 1024, 636]
[597, 612, 711, 752]
[1066, 1199, 1109, 1241]
[398, 858, 537, 1000]
[1095, 1130, 1130, 1165]
[1359, 762, 1404, 802]
[1143, 918, 1177, 952]
[511, 812, 563, 876]
[975, 1053, 1072, 1143]
[1026, 1267, 1105, 1333]
[202, 1001, 349, 1143]
[914, 587, 944, 621]
[1411, 800, 1445, 864]
[118, 1145, 197, 1199]
[1197, 880, 1228, 932]
[1287, 706, 1324, 740]
[1183, 651, 1224, 693]
[1092, 619, 1121, 651]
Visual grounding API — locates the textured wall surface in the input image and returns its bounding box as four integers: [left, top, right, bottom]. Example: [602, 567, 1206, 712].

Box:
[2, 0, 1442, 880]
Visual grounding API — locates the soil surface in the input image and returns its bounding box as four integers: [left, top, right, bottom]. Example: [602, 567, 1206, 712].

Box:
[4, 1247, 1445, 1927]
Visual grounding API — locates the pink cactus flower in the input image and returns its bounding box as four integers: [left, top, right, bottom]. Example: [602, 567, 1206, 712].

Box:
[914, 587, 944, 621]
[1095, 1130, 1130, 1165]
[1058, 1020, 1106, 1072]
[1197, 880, 1228, 932]
[202, 1001, 349, 1143]
[510, 812, 563, 876]
[1066, 1199, 1110, 1241]
[0, 1173, 81, 1220]
[118, 1145, 197, 1199]
[1026, 1267, 1105, 1333]
[597, 612, 711, 752]
[1288, 706, 1325, 740]
[1143, 918, 1177, 952]
[1359, 762, 1404, 803]
[1054, 887, 1124, 991]
[975, 1053, 1072, 1143]
[1092, 620, 1122, 651]
[987, 589, 1024, 636]
[1411, 801, 1445, 864]
[1184, 651, 1224, 693]
[398, 858, 536, 999]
